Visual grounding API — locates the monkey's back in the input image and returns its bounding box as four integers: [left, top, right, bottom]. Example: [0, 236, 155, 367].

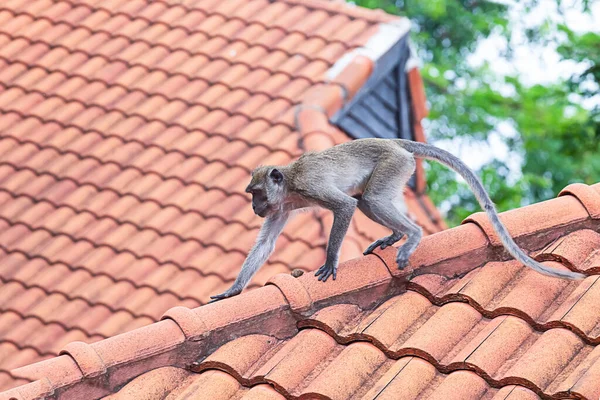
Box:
[287, 139, 411, 197]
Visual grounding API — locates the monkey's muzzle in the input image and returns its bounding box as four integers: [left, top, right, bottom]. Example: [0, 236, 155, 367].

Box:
[253, 204, 268, 218]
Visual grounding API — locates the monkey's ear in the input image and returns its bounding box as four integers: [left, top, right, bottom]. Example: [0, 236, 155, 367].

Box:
[269, 168, 283, 183]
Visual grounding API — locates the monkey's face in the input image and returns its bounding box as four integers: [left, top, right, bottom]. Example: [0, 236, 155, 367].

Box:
[246, 166, 286, 218]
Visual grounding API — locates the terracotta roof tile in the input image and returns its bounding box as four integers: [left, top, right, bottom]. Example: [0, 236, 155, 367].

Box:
[0, 0, 442, 396]
[6, 181, 599, 399]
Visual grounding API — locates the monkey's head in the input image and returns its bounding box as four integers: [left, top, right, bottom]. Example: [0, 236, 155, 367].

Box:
[245, 166, 287, 218]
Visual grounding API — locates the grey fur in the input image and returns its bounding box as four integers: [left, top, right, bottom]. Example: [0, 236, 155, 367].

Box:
[210, 138, 583, 301]
[209, 211, 290, 301]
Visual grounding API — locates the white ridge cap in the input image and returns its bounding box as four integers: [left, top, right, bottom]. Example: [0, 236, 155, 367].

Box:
[405, 39, 422, 71]
[326, 18, 411, 80]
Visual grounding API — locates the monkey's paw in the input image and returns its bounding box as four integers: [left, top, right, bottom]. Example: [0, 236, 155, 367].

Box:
[363, 233, 404, 255]
[396, 251, 410, 270]
[209, 287, 242, 303]
[315, 263, 337, 282]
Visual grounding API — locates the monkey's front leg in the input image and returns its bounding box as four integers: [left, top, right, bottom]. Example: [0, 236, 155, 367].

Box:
[210, 212, 289, 302]
[315, 200, 356, 282]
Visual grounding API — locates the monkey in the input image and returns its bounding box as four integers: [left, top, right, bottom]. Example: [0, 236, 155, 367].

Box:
[210, 138, 585, 301]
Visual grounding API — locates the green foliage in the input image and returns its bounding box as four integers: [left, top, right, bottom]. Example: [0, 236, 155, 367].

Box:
[351, 0, 599, 226]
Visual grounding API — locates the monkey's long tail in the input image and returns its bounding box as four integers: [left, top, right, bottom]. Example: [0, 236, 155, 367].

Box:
[397, 139, 585, 280]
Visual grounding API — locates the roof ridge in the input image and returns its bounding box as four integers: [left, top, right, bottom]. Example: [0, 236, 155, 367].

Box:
[4, 182, 598, 399]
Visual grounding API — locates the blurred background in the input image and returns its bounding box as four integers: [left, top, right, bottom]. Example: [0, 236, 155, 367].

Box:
[353, 0, 600, 226]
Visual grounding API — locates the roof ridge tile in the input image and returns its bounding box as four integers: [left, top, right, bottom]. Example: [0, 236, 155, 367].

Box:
[59, 342, 106, 379]
[161, 306, 208, 341]
[463, 212, 506, 248]
[330, 54, 373, 99]
[266, 273, 313, 314]
[301, 84, 345, 118]
[377, 223, 491, 278]
[294, 104, 331, 134]
[9, 356, 82, 400]
[288, 36, 377, 157]
[301, 130, 338, 152]
[559, 182, 600, 219]
[291, 255, 397, 309]
[462, 187, 592, 262]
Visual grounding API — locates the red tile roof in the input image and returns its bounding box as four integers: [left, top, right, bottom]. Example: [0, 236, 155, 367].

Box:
[4, 181, 600, 399]
[0, 0, 444, 394]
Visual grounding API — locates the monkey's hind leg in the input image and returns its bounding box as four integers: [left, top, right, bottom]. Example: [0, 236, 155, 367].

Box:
[358, 157, 422, 269]
[358, 197, 420, 268]
[390, 213, 422, 269]
[358, 201, 405, 254]
[363, 233, 405, 255]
